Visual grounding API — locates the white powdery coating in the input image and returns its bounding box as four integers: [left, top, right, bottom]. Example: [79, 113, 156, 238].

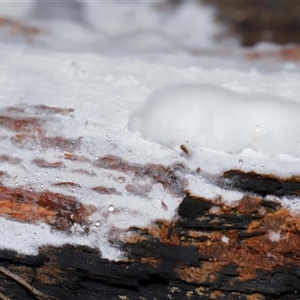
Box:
[0, 217, 84, 255]
[0, 23, 300, 259]
[268, 231, 281, 242]
[129, 84, 300, 157]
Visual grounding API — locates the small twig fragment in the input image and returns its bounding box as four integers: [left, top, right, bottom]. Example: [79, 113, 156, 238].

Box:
[0, 291, 11, 300]
[180, 144, 189, 155]
[0, 266, 56, 300]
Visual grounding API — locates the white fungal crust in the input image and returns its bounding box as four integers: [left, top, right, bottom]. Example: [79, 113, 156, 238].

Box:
[1, 2, 300, 261]
[129, 84, 300, 157]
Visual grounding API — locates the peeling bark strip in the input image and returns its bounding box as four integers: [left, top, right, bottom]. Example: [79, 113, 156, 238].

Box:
[0, 186, 94, 231]
[4, 105, 74, 115]
[96, 155, 186, 196]
[32, 158, 64, 169]
[0, 104, 80, 152]
[0, 155, 22, 165]
[92, 186, 121, 195]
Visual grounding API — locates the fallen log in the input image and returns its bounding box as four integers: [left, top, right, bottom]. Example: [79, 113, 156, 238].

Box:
[1, 105, 300, 299]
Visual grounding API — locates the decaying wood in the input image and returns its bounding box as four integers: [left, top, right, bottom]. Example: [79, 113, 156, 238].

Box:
[220, 170, 300, 197]
[1, 104, 300, 299]
[0, 186, 94, 230]
[1, 190, 300, 299]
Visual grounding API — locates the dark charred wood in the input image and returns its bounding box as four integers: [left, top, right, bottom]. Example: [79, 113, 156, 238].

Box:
[220, 170, 300, 197]
[178, 195, 212, 220]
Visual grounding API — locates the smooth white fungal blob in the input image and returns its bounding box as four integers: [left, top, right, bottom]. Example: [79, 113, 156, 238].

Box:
[129, 84, 300, 157]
